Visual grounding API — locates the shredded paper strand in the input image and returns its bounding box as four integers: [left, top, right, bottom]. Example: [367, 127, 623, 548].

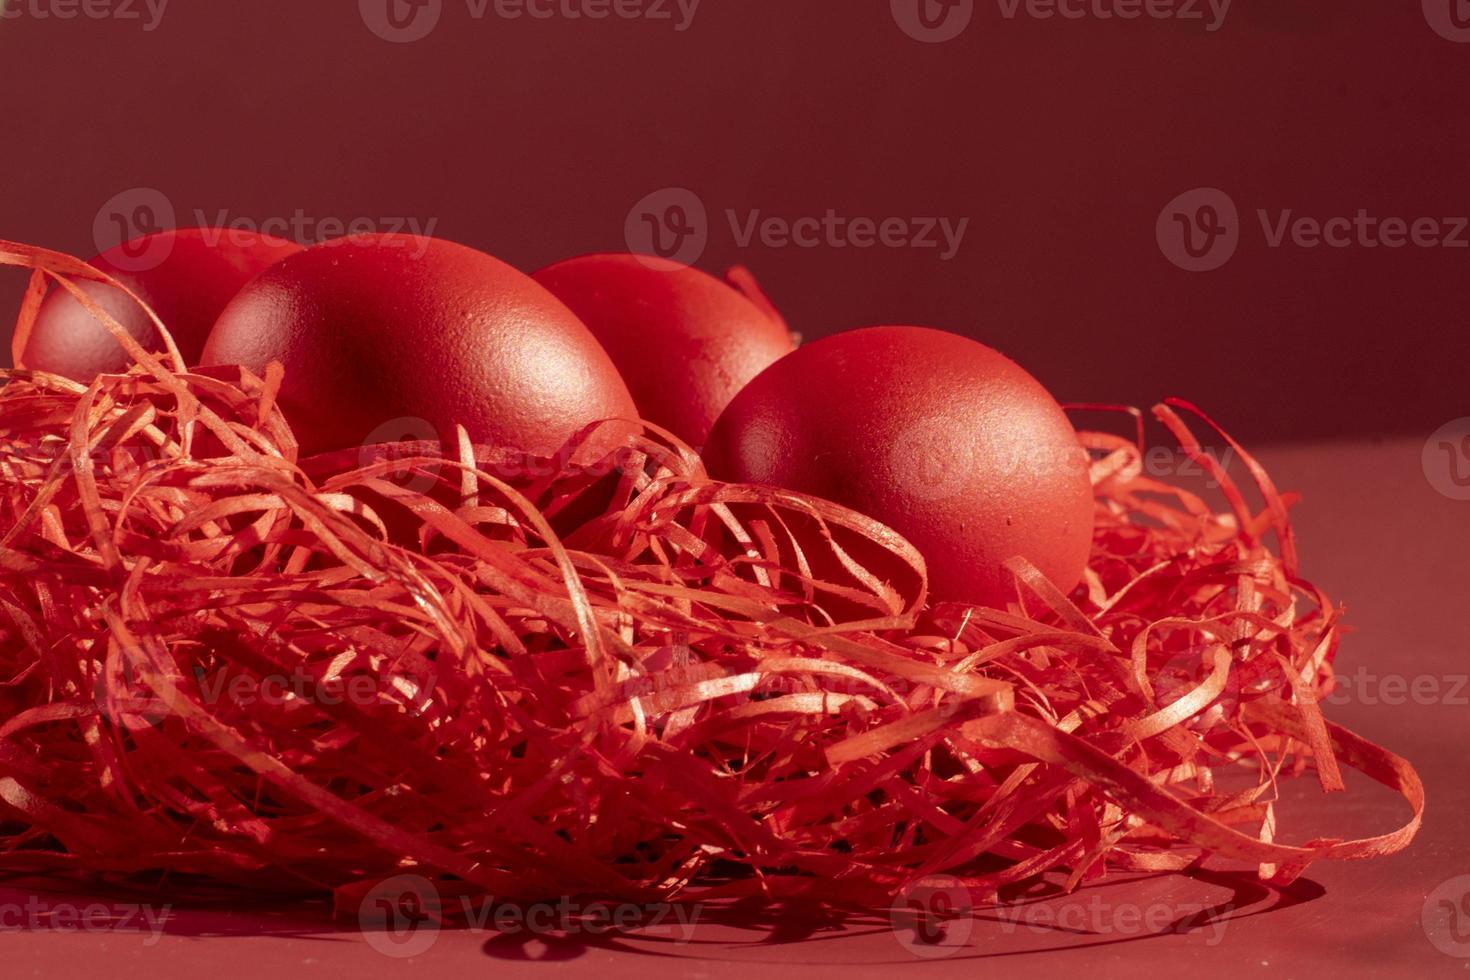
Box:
[0, 241, 1422, 913]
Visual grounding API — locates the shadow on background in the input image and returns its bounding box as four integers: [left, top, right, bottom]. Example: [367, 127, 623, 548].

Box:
[0, 865, 1321, 965]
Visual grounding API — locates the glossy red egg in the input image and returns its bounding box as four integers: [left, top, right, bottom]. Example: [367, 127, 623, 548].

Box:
[703, 326, 1094, 607]
[531, 254, 795, 447]
[17, 228, 303, 382]
[200, 234, 639, 459]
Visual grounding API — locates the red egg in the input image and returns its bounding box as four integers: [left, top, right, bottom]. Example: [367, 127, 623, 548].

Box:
[703, 326, 1094, 607]
[17, 229, 303, 382]
[531, 254, 795, 447]
[200, 234, 639, 459]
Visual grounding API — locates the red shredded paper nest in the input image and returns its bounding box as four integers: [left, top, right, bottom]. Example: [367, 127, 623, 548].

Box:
[0, 242, 1422, 914]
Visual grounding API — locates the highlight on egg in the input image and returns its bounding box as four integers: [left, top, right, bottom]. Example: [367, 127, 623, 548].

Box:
[532, 253, 795, 447]
[17, 228, 303, 382]
[200, 233, 638, 459]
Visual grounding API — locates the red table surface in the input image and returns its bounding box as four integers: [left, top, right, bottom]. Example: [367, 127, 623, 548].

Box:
[2, 437, 1465, 978]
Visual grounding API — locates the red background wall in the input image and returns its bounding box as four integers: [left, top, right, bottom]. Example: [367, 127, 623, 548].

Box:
[1, 0, 1464, 444]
